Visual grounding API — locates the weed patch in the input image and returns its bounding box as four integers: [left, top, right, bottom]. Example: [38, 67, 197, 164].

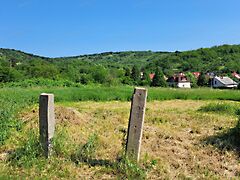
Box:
[198, 102, 240, 115]
[71, 134, 100, 164]
[115, 154, 147, 179]
[202, 110, 240, 153]
[7, 130, 44, 168]
[52, 128, 70, 157]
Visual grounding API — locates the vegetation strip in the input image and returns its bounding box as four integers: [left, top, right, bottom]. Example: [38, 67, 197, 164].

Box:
[1, 86, 240, 145]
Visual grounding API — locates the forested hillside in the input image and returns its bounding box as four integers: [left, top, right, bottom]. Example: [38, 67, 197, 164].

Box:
[0, 44, 240, 86]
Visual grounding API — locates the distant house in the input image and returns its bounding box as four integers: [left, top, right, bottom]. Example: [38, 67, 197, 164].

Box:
[232, 72, 240, 80]
[140, 72, 144, 79]
[167, 73, 191, 88]
[192, 72, 201, 79]
[212, 76, 238, 88]
[149, 73, 155, 80]
[206, 72, 215, 79]
[148, 73, 167, 81]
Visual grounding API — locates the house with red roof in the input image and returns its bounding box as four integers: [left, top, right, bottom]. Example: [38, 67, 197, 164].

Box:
[167, 73, 191, 88]
[149, 73, 155, 80]
[232, 71, 240, 80]
[192, 72, 201, 79]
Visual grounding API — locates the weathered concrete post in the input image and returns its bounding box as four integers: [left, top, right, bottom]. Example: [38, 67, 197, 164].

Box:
[39, 93, 55, 158]
[126, 87, 147, 162]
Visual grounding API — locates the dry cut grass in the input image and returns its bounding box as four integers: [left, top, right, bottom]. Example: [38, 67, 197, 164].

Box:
[1, 100, 240, 179]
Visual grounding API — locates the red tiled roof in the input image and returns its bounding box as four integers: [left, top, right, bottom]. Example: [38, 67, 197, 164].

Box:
[192, 72, 201, 78]
[232, 72, 240, 79]
[149, 73, 155, 80]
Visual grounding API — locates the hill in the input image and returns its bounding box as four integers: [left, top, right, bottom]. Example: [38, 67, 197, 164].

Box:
[0, 44, 240, 85]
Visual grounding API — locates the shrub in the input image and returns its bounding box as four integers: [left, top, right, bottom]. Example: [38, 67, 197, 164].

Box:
[0, 78, 82, 88]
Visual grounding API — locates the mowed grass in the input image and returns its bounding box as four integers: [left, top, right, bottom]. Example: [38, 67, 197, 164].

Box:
[1, 86, 240, 146]
[1, 99, 240, 179]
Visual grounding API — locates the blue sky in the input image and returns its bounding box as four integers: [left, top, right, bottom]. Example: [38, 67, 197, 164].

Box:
[0, 0, 240, 57]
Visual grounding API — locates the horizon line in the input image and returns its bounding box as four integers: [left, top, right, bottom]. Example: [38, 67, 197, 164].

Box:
[1, 43, 239, 59]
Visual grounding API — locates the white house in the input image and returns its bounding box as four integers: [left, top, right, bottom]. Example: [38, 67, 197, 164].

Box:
[167, 73, 191, 88]
[212, 76, 238, 88]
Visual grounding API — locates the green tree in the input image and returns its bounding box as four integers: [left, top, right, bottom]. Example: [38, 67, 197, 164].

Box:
[124, 67, 131, 77]
[140, 71, 151, 86]
[151, 68, 167, 87]
[0, 67, 23, 82]
[79, 74, 93, 84]
[131, 65, 141, 84]
[91, 66, 109, 84]
[186, 72, 198, 88]
[121, 76, 133, 85]
[197, 72, 208, 86]
[19, 60, 59, 79]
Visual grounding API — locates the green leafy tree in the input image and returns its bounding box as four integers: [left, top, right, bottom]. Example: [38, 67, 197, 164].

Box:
[0, 67, 10, 82]
[79, 74, 93, 84]
[131, 65, 141, 84]
[197, 72, 208, 86]
[0, 67, 23, 82]
[124, 67, 131, 77]
[151, 68, 167, 87]
[186, 72, 198, 88]
[140, 71, 151, 86]
[121, 76, 134, 85]
[91, 66, 109, 84]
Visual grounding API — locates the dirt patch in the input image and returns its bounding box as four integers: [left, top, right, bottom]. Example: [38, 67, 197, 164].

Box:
[0, 152, 8, 161]
[142, 102, 240, 179]
[55, 106, 87, 125]
[20, 106, 88, 125]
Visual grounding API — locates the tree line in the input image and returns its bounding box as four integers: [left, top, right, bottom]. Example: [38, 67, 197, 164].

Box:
[0, 44, 240, 87]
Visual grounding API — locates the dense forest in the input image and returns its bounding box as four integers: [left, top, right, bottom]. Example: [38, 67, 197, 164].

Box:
[0, 44, 240, 86]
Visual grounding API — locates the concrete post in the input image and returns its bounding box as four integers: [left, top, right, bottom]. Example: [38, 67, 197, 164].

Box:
[126, 87, 147, 162]
[39, 93, 55, 158]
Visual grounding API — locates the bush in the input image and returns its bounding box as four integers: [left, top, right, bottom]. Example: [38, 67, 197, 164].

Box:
[0, 78, 82, 88]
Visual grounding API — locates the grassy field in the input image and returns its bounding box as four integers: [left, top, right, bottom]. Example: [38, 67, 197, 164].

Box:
[0, 86, 240, 178]
[1, 86, 240, 145]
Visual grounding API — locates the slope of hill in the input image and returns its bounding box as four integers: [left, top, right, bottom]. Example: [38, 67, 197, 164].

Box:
[0, 44, 240, 85]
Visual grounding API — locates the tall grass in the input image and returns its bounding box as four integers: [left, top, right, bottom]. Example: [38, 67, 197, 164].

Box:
[0, 89, 37, 145]
[0, 78, 83, 88]
[7, 130, 43, 168]
[199, 102, 240, 115]
[149, 88, 240, 101]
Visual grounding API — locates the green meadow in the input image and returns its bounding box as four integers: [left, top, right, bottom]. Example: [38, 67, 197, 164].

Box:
[1, 86, 240, 145]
